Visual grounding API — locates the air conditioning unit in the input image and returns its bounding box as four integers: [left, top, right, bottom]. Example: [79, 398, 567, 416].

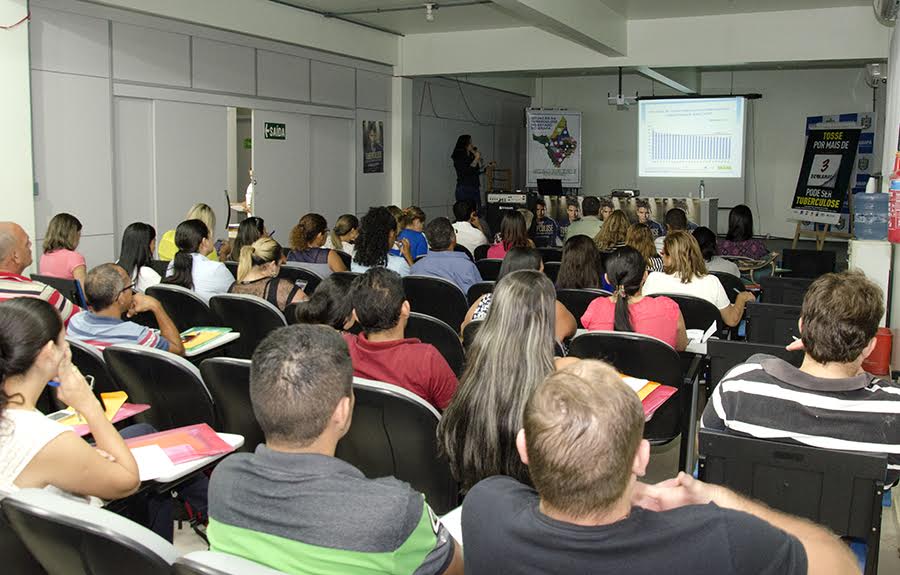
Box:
[875, 0, 900, 24]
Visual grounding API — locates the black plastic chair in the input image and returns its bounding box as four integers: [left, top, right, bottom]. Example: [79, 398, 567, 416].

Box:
[149, 260, 169, 278]
[658, 293, 726, 336]
[175, 551, 288, 575]
[67, 337, 120, 398]
[402, 276, 469, 334]
[699, 430, 886, 575]
[145, 284, 219, 333]
[473, 244, 490, 261]
[209, 294, 286, 359]
[404, 312, 465, 377]
[466, 281, 495, 307]
[278, 264, 322, 295]
[710, 272, 747, 304]
[744, 302, 802, 346]
[30, 274, 86, 308]
[335, 378, 459, 515]
[707, 339, 804, 391]
[759, 276, 814, 306]
[2, 488, 177, 575]
[103, 344, 216, 430]
[537, 247, 562, 263]
[0, 509, 45, 575]
[223, 261, 238, 279]
[334, 250, 352, 270]
[781, 248, 835, 279]
[543, 261, 561, 283]
[475, 258, 502, 281]
[199, 358, 263, 453]
[568, 331, 684, 459]
[556, 288, 611, 328]
[453, 244, 474, 262]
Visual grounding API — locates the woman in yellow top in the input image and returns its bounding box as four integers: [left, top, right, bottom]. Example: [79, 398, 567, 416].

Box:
[157, 203, 220, 261]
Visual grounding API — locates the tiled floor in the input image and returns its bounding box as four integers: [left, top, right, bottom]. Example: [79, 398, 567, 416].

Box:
[173, 523, 208, 555]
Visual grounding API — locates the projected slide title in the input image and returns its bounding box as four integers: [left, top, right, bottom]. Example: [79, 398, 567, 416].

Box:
[638, 97, 745, 178]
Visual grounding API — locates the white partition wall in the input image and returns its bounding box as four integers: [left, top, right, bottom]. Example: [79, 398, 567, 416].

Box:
[310, 116, 356, 222]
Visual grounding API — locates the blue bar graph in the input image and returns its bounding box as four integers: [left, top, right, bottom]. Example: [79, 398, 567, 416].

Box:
[650, 130, 731, 161]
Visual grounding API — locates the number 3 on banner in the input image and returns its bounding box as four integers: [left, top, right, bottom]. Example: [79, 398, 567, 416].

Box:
[820, 159, 830, 172]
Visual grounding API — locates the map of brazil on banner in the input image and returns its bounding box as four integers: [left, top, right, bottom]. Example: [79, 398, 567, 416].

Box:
[527, 109, 582, 187]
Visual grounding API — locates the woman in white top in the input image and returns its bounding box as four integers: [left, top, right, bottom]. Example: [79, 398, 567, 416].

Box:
[351, 207, 413, 277]
[117, 222, 161, 293]
[163, 219, 234, 303]
[0, 298, 139, 498]
[642, 231, 754, 327]
[323, 214, 359, 259]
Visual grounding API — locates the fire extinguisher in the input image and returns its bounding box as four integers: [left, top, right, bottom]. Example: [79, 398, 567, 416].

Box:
[890, 151, 900, 243]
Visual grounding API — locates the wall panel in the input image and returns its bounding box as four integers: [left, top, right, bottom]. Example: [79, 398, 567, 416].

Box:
[112, 22, 190, 86]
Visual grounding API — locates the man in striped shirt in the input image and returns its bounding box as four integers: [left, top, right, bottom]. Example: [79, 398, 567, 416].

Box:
[702, 271, 900, 480]
[0, 222, 80, 325]
[67, 263, 184, 355]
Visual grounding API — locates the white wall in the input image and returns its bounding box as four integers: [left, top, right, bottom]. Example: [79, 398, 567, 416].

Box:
[534, 67, 885, 238]
[413, 78, 531, 219]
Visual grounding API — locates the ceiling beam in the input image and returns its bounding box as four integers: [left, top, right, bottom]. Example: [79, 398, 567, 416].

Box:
[492, 0, 626, 57]
[636, 67, 699, 94]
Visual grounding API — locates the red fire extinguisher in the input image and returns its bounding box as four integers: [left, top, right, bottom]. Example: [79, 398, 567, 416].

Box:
[890, 151, 900, 243]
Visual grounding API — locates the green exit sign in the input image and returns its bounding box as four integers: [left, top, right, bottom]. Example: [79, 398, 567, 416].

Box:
[264, 122, 285, 140]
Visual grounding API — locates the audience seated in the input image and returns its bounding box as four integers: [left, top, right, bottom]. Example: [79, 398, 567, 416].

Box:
[635, 199, 665, 238]
[0, 298, 140, 499]
[692, 226, 740, 278]
[68, 263, 185, 355]
[532, 199, 560, 248]
[487, 211, 534, 259]
[227, 217, 266, 263]
[287, 213, 348, 274]
[229, 237, 306, 311]
[564, 196, 603, 240]
[0, 222, 80, 325]
[625, 223, 664, 272]
[643, 231, 754, 327]
[451, 200, 489, 255]
[439, 270, 559, 493]
[117, 222, 161, 292]
[719, 205, 769, 260]
[555, 235, 603, 290]
[292, 273, 355, 331]
[163, 219, 234, 303]
[207, 324, 463, 575]
[557, 199, 579, 241]
[594, 209, 629, 253]
[654, 208, 689, 254]
[598, 197, 614, 223]
[410, 217, 482, 295]
[352, 207, 413, 276]
[343, 268, 457, 410]
[393, 206, 429, 260]
[159, 203, 222, 262]
[38, 213, 87, 285]
[463, 247, 576, 341]
[461, 359, 856, 574]
[702, 271, 900, 482]
[581, 247, 687, 351]
[323, 214, 359, 258]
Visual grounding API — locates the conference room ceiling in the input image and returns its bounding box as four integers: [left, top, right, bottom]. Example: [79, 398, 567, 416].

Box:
[273, 0, 870, 35]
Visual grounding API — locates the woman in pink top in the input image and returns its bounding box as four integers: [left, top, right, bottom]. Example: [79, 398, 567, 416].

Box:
[486, 210, 533, 259]
[39, 213, 86, 284]
[581, 246, 687, 351]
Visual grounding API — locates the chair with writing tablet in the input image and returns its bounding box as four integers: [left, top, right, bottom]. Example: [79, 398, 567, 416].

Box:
[473, 244, 490, 261]
[223, 261, 238, 279]
[30, 274, 86, 308]
[556, 288, 612, 329]
[744, 302, 802, 346]
[209, 294, 286, 359]
[66, 337, 120, 403]
[706, 339, 804, 396]
[537, 247, 563, 263]
[543, 261, 561, 283]
[145, 284, 219, 334]
[402, 276, 469, 335]
[658, 293, 727, 337]
[759, 276, 814, 306]
[175, 551, 290, 575]
[475, 258, 502, 281]
[709, 272, 747, 305]
[199, 358, 262, 453]
[466, 281, 495, 307]
[404, 312, 465, 378]
[278, 264, 322, 295]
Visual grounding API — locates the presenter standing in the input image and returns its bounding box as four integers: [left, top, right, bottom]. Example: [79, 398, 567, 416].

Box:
[452, 135, 491, 214]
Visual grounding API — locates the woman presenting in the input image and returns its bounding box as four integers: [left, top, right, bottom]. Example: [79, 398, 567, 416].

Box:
[452, 134, 491, 213]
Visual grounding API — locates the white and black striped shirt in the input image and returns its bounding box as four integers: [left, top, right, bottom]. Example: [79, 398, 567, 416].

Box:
[701, 354, 900, 481]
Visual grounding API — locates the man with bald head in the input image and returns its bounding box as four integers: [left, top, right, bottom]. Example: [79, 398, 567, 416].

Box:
[0, 221, 80, 325]
[67, 263, 184, 355]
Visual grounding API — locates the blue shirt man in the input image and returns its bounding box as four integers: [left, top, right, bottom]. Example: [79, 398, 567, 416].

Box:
[410, 217, 482, 297]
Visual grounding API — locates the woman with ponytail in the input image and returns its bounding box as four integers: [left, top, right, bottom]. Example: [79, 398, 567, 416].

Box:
[287, 213, 348, 273]
[162, 219, 233, 303]
[228, 236, 306, 311]
[581, 246, 687, 351]
[323, 214, 359, 258]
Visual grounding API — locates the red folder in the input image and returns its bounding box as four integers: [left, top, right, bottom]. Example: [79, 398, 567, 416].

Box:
[124, 423, 233, 464]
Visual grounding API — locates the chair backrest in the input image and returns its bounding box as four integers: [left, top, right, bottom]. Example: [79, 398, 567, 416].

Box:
[706, 339, 804, 389]
[209, 294, 286, 359]
[466, 281, 495, 307]
[0, 497, 46, 575]
[475, 258, 502, 281]
[781, 248, 835, 279]
[402, 276, 469, 334]
[537, 247, 562, 262]
[278, 264, 322, 295]
[175, 551, 289, 575]
[145, 284, 218, 333]
[462, 319, 483, 353]
[657, 293, 724, 334]
[67, 337, 120, 396]
[223, 261, 238, 279]
[334, 250, 352, 270]
[2, 488, 177, 575]
[473, 244, 489, 261]
[29, 274, 85, 308]
[744, 302, 802, 345]
[103, 344, 216, 430]
[698, 429, 886, 542]
[555, 288, 611, 328]
[404, 312, 465, 377]
[199, 358, 263, 453]
[709, 272, 746, 304]
[543, 261, 561, 283]
[149, 260, 169, 277]
[759, 276, 814, 306]
[335, 378, 459, 515]
[453, 244, 474, 261]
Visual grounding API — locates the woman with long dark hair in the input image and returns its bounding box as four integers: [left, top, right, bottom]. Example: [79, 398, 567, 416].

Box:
[293, 273, 356, 331]
[486, 211, 533, 259]
[228, 217, 265, 262]
[556, 235, 603, 290]
[452, 134, 489, 213]
[162, 219, 233, 303]
[692, 226, 740, 277]
[581, 246, 687, 351]
[117, 222, 160, 292]
[719, 204, 769, 259]
[351, 206, 412, 276]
